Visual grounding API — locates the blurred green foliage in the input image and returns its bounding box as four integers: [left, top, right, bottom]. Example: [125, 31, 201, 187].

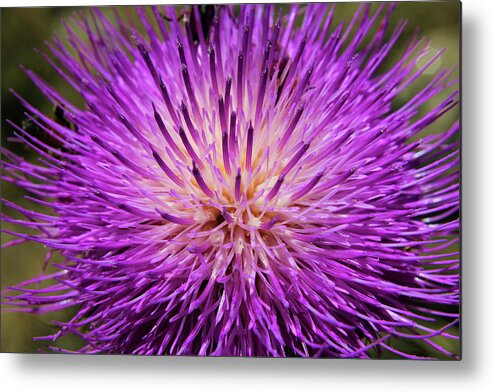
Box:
[1, 2, 460, 357]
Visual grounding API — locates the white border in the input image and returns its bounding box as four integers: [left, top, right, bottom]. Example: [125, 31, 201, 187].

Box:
[1, 0, 493, 391]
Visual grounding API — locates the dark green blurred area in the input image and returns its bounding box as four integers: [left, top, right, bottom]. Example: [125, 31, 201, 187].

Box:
[1, 2, 460, 357]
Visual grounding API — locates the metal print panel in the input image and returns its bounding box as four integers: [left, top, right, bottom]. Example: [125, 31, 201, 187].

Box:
[1, 2, 460, 359]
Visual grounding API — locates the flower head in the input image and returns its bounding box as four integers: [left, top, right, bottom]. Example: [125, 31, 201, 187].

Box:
[2, 4, 459, 358]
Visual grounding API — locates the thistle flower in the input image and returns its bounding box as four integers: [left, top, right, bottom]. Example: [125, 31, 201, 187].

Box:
[1, 4, 459, 358]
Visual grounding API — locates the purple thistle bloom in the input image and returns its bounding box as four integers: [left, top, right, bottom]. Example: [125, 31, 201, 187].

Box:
[1, 4, 459, 358]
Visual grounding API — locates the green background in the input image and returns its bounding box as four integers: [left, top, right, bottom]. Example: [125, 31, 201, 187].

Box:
[1, 2, 460, 357]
